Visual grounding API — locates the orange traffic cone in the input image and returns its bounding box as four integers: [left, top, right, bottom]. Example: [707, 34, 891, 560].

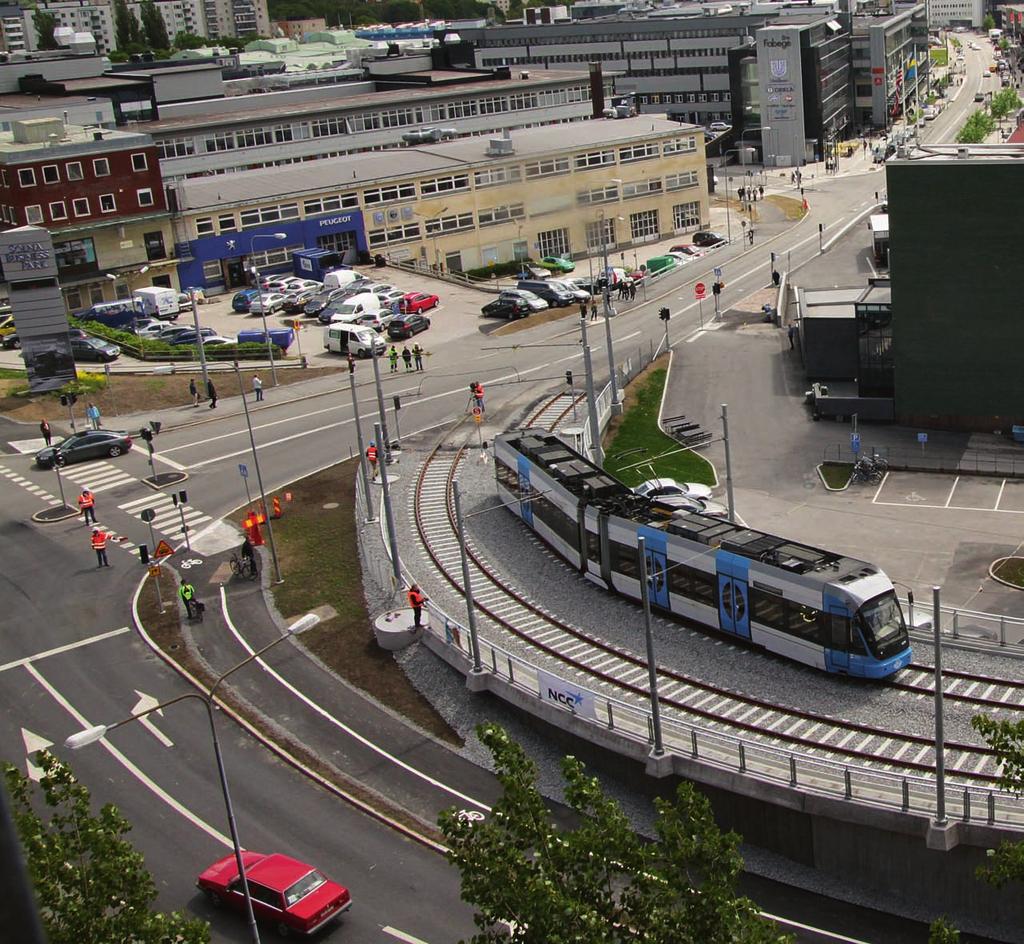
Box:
[272, 496, 282, 519]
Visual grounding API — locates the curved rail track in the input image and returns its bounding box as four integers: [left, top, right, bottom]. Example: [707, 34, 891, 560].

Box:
[410, 394, 1021, 791]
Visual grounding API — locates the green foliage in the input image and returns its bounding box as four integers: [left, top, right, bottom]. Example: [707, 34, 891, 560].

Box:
[77, 321, 278, 361]
[982, 13, 995, 30]
[928, 917, 960, 942]
[60, 371, 106, 397]
[971, 715, 1024, 889]
[4, 752, 210, 944]
[32, 9, 58, 49]
[990, 87, 1022, 120]
[999, 37, 1009, 52]
[113, 0, 142, 48]
[140, 0, 170, 50]
[956, 110, 995, 144]
[174, 30, 210, 49]
[440, 725, 790, 944]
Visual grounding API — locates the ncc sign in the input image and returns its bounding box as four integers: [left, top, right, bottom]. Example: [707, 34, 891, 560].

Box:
[537, 668, 597, 720]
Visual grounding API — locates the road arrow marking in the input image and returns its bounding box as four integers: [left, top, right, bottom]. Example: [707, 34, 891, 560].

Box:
[132, 691, 174, 748]
[21, 729, 53, 781]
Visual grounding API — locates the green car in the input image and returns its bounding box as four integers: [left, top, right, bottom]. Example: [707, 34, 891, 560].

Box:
[538, 256, 576, 273]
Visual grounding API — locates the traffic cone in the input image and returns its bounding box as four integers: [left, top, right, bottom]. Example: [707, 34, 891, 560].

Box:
[272, 496, 282, 519]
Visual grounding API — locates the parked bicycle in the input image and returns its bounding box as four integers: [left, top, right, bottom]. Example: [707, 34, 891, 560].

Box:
[851, 454, 888, 484]
[229, 551, 259, 581]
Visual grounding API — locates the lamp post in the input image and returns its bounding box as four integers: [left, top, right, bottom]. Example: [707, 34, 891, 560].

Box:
[597, 202, 623, 415]
[248, 232, 287, 386]
[188, 288, 210, 391]
[65, 613, 321, 944]
[105, 264, 149, 327]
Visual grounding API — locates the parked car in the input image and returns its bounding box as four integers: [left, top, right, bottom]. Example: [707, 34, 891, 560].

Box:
[482, 297, 531, 320]
[400, 292, 440, 314]
[71, 336, 120, 362]
[538, 256, 576, 273]
[708, 121, 732, 133]
[499, 289, 548, 311]
[691, 231, 729, 248]
[355, 309, 398, 331]
[387, 313, 431, 340]
[633, 477, 714, 502]
[0, 331, 18, 349]
[166, 327, 218, 345]
[547, 279, 590, 302]
[561, 277, 595, 298]
[249, 292, 287, 314]
[36, 429, 133, 468]
[197, 851, 351, 938]
[201, 335, 236, 347]
[303, 287, 349, 317]
[232, 289, 261, 313]
[669, 244, 704, 260]
[376, 289, 407, 311]
[131, 317, 165, 337]
[259, 275, 303, 292]
[281, 288, 319, 314]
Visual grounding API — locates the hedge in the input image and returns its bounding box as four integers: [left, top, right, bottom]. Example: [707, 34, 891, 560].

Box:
[78, 320, 280, 361]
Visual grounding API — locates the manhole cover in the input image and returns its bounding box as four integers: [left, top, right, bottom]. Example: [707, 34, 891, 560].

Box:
[322, 502, 339, 509]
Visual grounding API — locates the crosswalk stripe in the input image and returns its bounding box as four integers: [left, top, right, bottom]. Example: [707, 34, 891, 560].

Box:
[118, 493, 170, 511]
[71, 472, 133, 490]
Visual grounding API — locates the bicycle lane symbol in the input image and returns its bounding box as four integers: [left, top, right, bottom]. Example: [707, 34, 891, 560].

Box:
[179, 558, 204, 569]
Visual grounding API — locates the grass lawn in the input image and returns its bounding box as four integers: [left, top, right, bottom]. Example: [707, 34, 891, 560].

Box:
[931, 48, 949, 67]
[993, 557, 1024, 588]
[820, 462, 852, 489]
[237, 462, 461, 746]
[602, 356, 714, 487]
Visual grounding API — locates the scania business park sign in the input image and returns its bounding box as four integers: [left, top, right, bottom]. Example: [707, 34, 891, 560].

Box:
[537, 668, 597, 720]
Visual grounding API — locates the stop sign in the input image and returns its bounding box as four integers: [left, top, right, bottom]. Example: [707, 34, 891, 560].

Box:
[695, 282, 707, 299]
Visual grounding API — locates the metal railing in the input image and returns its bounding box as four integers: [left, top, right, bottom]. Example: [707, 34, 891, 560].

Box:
[822, 443, 1024, 478]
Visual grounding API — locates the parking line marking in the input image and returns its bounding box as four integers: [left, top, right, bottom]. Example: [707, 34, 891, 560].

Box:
[995, 478, 1007, 510]
[944, 476, 960, 508]
[0, 627, 131, 673]
[383, 928, 431, 944]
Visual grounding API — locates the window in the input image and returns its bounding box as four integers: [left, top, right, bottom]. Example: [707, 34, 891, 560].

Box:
[65, 288, 83, 311]
[585, 218, 616, 251]
[629, 209, 659, 240]
[574, 149, 615, 170]
[477, 203, 525, 227]
[367, 221, 420, 247]
[668, 562, 716, 607]
[157, 137, 194, 159]
[217, 213, 236, 233]
[474, 166, 522, 188]
[49, 200, 67, 221]
[303, 193, 358, 215]
[424, 211, 475, 235]
[53, 237, 97, 276]
[18, 167, 35, 187]
[24, 204, 43, 224]
[238, 202, 299, 229]
[137, 188, 154, 207]
[131, 152, 148, 171]
[611, 541, 639, 579]
[537, 227, 570, 258]
[42, 164, 60, 184]
[577, 183, 619, 205]
[202, 259, 223, 282]
[144, 231, 166, 261]
[310, 116, 345, 138]
[99, 193, 116, 213]
[93, 158, 110, 177]
[73, 197, 90, 217]
[419, 174, 470, 196]
[618, 142, 659, 163]
[665, 171, 699, 191]
[672, 201, 700, 230]
[362, 183, 416, 205]
[195, 217, 215, 237]
[65, 161, 84, 181]
[623, 179, 662, 199]
[524, 157, 569, 179]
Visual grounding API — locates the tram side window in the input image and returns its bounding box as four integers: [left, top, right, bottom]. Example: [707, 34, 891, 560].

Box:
[495, 458, 519, 494]
[611, 540, 639, 578]
[586, 529, 601, 565]
[750, 588, 786, 630]
[534, 496, 578, 549]
[668, 562, 716, 606]
[786, 603, 823, 645]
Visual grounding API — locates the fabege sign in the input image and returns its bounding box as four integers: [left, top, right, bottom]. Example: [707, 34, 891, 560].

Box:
[4, 241, 52, 271]
[537, 668, 597, 720]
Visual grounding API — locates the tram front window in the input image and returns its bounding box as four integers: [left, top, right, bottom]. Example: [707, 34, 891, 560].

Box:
[857, 591, 908, 659]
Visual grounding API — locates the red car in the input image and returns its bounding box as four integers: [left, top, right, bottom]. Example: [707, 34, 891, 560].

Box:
[197, 851, 351, 937]
[400, 292, 439, 314]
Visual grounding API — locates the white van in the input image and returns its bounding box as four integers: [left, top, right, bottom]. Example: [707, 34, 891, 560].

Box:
[322, 269, 365, 290]
[327, 292, 382, 323]
[133, 286, 180, 320]
[324, 323, 385, 358]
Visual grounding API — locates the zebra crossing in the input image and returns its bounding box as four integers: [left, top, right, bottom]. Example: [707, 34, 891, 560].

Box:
[57, 460, 136, 494]
[0, 464, 63, 506]
[117, 491, 211, 542]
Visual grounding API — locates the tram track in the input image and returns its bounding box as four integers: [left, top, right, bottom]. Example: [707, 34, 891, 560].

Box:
[411, 394, 1006, 787]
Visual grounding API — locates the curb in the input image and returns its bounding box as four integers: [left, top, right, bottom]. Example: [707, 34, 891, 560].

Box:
[816, 462, 851, 492]
[988, 557, 1024, 591]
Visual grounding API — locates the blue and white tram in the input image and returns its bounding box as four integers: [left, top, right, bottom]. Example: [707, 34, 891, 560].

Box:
[495, 430, 912, 679]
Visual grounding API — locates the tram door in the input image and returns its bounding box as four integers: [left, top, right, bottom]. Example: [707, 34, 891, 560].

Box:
[639, 528, 669, 609]
[516, 456, 533, 526]
[826, 605, 850, 673]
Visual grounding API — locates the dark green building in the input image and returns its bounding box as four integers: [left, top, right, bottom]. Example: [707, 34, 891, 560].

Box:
[887, 152, 1024, 432]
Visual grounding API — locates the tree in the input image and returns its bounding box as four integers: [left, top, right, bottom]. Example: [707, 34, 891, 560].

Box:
[439, 724, 791, 944]
[955, 109, 995, 144]
[971, 715, 1024, 888]
[140, 0, 170, 50]
[982, 13, 995, 31]
[173, 31, 209, 49]
[990, 87, 1022, 121]
[928, 917, 960, 943]
[113, 0, 143, 49]
[4, 751, 210, 944]
[32, 9, 59, 49]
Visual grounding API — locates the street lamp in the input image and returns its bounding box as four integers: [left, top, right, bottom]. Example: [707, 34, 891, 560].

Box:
[597, 192, 624, 415]
[106, 264, 149, 326]
[65, 612, 320, 944]
[248, 232, 288, 386]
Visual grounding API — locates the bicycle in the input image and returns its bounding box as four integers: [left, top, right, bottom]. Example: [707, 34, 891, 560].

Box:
[229, 552, 259, 581]
[851, 456, 886, 484]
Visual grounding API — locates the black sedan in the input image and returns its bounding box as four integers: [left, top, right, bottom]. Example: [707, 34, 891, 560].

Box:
[36, 429, 134, 468]
[481, 297, 530, 320]
[71, 337, 120, 362]
[387, 313, 431, 340]
[691, 231, 729, 248]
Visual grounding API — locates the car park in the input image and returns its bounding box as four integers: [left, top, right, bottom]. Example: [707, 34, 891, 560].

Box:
[500, 289, 548, 311]
[232, 289, 261, 313]
[387, 313, 431, 340]
[355, 309, 398, 331]
[691, 231, 729, 248]
[303, 287, 349, 317]
[634, 477, 713, 502]
[71, 337, 120, 362]
[166, 327, 218, 345]
[482, 297, 531, 320]
[249, 293, 287, 314]
[259, 275, 302, 292]
[547, 279, 591, 302]
[36, 429, 133, 468]
[197, 850, 352, 938]
[400, 292, 440, 313]
[281, 288, 318, 314]
[538, 256, 576, 273]
[516, 279, 575, 307]
[376, 289, 407, 311]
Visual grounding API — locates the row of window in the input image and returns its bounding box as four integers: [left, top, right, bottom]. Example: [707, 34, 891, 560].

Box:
[367, 201, 527, 246]
[14, 188, 154, 226]
[9, 153, 148, 188]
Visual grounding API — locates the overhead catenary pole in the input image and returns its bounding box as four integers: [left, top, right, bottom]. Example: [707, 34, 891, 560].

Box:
[144, 516, 164, 613]
[933, 585, 947, 826]
[374, 422, 401, 585]
[189, 288, 210, 390]
[452, 480, 483, 673]
[579, 316, 604, 465]
[637, 536, 664, 756]
[248, 232, 287, 386]
[721, 403, 736, 523]
[370, 343, 392, 464]
[348, 367, 375, 523]
[598, 210, 622, 414]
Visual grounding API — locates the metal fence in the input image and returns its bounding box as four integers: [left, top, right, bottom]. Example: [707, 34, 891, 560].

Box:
[822, 443, 1024, 478]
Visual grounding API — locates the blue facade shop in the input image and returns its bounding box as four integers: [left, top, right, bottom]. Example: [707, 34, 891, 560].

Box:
[176, 211, 366, 292]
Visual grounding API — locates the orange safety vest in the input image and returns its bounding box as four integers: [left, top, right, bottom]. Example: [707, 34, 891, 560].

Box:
[78, 492, 94, 509]
[366, 445, 378, 463]
[91, 530, 107, 550]
[408, 588, 425, 608]
[473, 384, 484, 399]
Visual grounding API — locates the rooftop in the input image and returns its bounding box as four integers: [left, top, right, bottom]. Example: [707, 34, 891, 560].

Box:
[176, 115, 698, 210]
[890, 144, 1024, 163]
[0, 123, 151, 159]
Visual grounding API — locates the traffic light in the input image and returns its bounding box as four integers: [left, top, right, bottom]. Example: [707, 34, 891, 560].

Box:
[659, 307, 671, 322]
[149, 420, 162, 435]
[60, 393, 78, 407]
[139, 544, 150, 565]
[712, 282, 722, 296]
[565, 370, 573, 386]
[139, 427, 153, 443]
[393, 395, 402, 412]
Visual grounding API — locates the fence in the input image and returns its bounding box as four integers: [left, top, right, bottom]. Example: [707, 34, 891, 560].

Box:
[822, 443, 1024, 478]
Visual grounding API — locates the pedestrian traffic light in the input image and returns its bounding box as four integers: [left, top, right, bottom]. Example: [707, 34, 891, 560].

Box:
[565, 370, 573, 386]
[139, 544, 150, 565]
[659, 307, 671, 321]
[139, 427, 153, 443]
[393, 395, 402, 412]
[712, 282, 722, 296]
[149, 420, 162, 435]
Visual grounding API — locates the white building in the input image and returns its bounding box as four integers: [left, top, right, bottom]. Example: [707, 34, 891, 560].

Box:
[24, 1, 115, 54]
[127, 0, 208, 43]
[202, 0, 270, 39]
[927, 0, 984, 28]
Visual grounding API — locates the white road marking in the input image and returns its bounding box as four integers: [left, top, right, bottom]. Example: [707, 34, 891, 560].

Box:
[382, 928, 431, 944]
[995, 478, 1007, 510]
[944, 476, 960, 508]
[219, 587, 491, 813]
[0, 626, 131, 673]
[24, 662, 232, 848]
[22, 728, 53, 781]
[133, 690, 175, 748]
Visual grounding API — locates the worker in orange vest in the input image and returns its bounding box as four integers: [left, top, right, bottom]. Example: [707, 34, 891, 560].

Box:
[91, 527, 109, 568]
[78, 489, 96, 525]
[407, 584, 427, 627]
[366, 441, 379, 480]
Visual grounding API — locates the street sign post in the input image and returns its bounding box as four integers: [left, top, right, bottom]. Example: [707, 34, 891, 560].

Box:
[238, 462, 253, 509]
[694, 282, 706, 299]
[851, 433, 861, 455]
[153, 539, 175, 559]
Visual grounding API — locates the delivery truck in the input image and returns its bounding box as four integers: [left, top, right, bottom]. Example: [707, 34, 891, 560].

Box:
[133, 286, 180, 320]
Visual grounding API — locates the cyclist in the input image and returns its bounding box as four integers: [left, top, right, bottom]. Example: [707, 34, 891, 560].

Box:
[240, 536, 256, 574]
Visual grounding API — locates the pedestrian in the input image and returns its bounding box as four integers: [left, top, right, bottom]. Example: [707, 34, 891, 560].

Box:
[748, 229, 755, 246]
[412, 343, 424, 371]
[579, 301, 588, 319]
[346, 352, 356, 374]
[407, 583, 427, 627]
[207, 378, 217, 409]
[179, 578, 197, 619]
[738, 186, 746, 201]
[91, 526, 109, 568]
[388, 345, 399, 374]
[470, 381, 484, 412]
[630, 280, 636, 300]
[759, 185, 764, 199]
[772, 269, 781, 287]
[402, 345, 413, 372]
[590, 300, 598, 321]
[788, 323, 796, 350]
[366, 441, 379, 479]
[252, 374, 263, 402]
[85, 402, 101, 430]
[39, 418, 52, 446]
[802, 197, 809, 212]
[189, 378, 199, 407]
[78, 488, 96, 525]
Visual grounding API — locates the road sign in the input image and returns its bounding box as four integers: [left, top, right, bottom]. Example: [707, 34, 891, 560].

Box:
[694, 282, 707, 299]
[153, 540, 175, 559]
[713, 266, 723, 278]
[472, 406, 482, 417]
[917, 432, 928, 444]
[148, 565, 161, 577]
[851, 433, 861, 454]
[238, 463, 249, 479]
[141, 508, 156, 522]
